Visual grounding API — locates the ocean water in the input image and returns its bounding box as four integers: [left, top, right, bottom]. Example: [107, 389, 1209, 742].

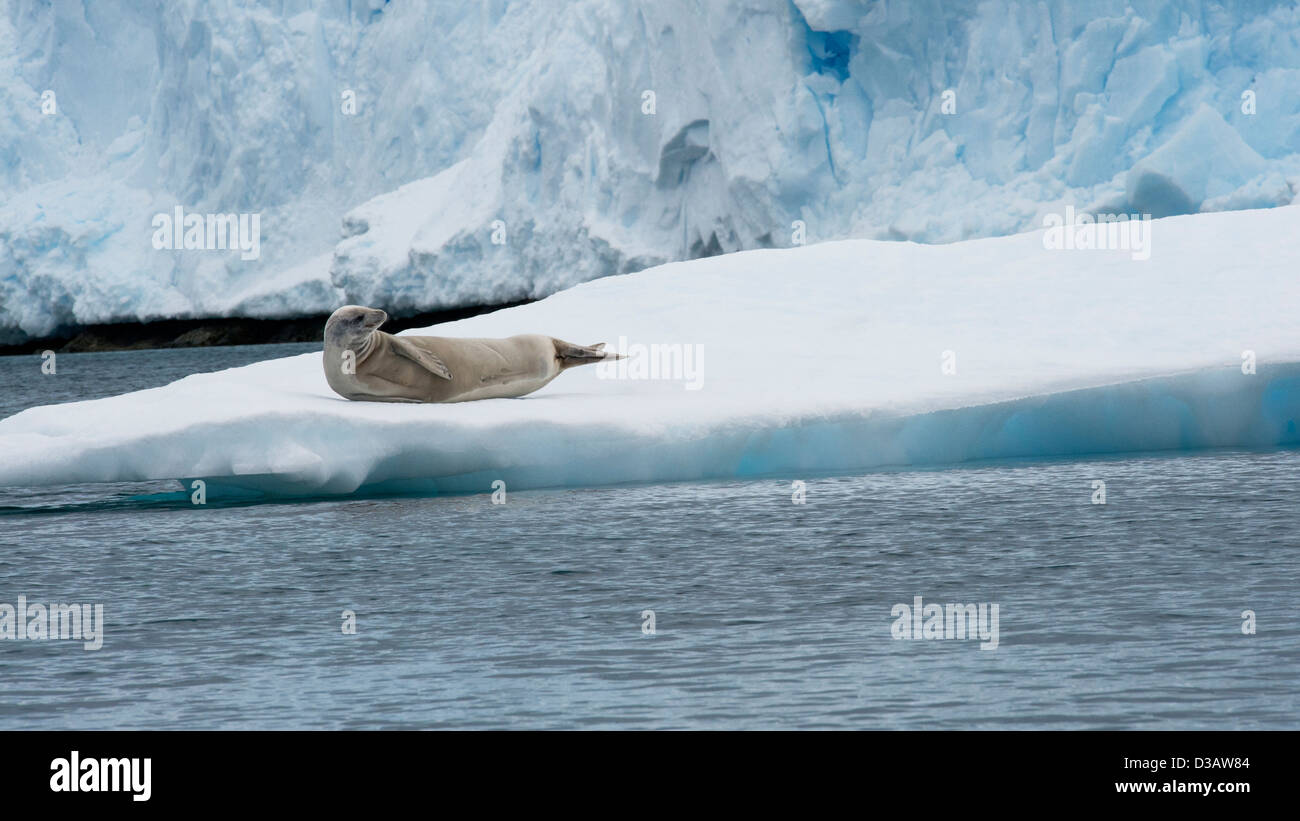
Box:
[0, 345, 1296, 729]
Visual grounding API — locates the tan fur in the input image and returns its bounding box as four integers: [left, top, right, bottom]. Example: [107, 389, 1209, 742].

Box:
[322, 305, 619, 403]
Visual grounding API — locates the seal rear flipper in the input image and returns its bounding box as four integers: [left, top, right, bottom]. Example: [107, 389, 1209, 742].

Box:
[388, 335, 453, 380]
[554, 339, 625, 369]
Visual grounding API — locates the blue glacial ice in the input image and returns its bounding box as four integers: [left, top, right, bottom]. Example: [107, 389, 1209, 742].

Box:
[2, 0, 1300, 341]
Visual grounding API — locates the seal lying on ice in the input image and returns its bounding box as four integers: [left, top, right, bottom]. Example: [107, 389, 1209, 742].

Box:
[322, 305, 621, 403]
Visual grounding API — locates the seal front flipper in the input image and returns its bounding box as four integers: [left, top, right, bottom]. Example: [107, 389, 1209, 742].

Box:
[388, 335, 453, 380]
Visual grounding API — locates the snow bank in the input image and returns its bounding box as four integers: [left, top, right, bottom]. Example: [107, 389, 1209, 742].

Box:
[5, 0, 1300, 341]
[1, 206, 1297, 497]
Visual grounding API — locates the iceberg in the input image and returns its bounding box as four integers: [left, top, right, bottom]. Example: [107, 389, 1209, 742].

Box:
[4, 0, 1300, 341]
[1, 206, 1297, 498]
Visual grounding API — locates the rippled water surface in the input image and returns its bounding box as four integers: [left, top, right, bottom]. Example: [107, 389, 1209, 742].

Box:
[1, 346, 1296, 729]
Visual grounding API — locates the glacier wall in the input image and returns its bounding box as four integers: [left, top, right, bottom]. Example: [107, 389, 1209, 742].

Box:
[3, 0, 1299, 342]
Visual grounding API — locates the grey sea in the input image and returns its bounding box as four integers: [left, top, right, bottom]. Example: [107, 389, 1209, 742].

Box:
[1, 344, 1297, 729]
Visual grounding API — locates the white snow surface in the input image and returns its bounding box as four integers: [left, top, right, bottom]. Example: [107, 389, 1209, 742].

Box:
[4, 0, 1300, 341]
[1, 206, 1297, 497]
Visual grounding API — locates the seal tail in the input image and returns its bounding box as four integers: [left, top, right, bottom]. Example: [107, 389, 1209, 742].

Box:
[554, 339, 624, 369]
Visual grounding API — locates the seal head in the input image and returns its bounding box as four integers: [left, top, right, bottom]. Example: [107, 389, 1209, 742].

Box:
[324, 305, 388, 360]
